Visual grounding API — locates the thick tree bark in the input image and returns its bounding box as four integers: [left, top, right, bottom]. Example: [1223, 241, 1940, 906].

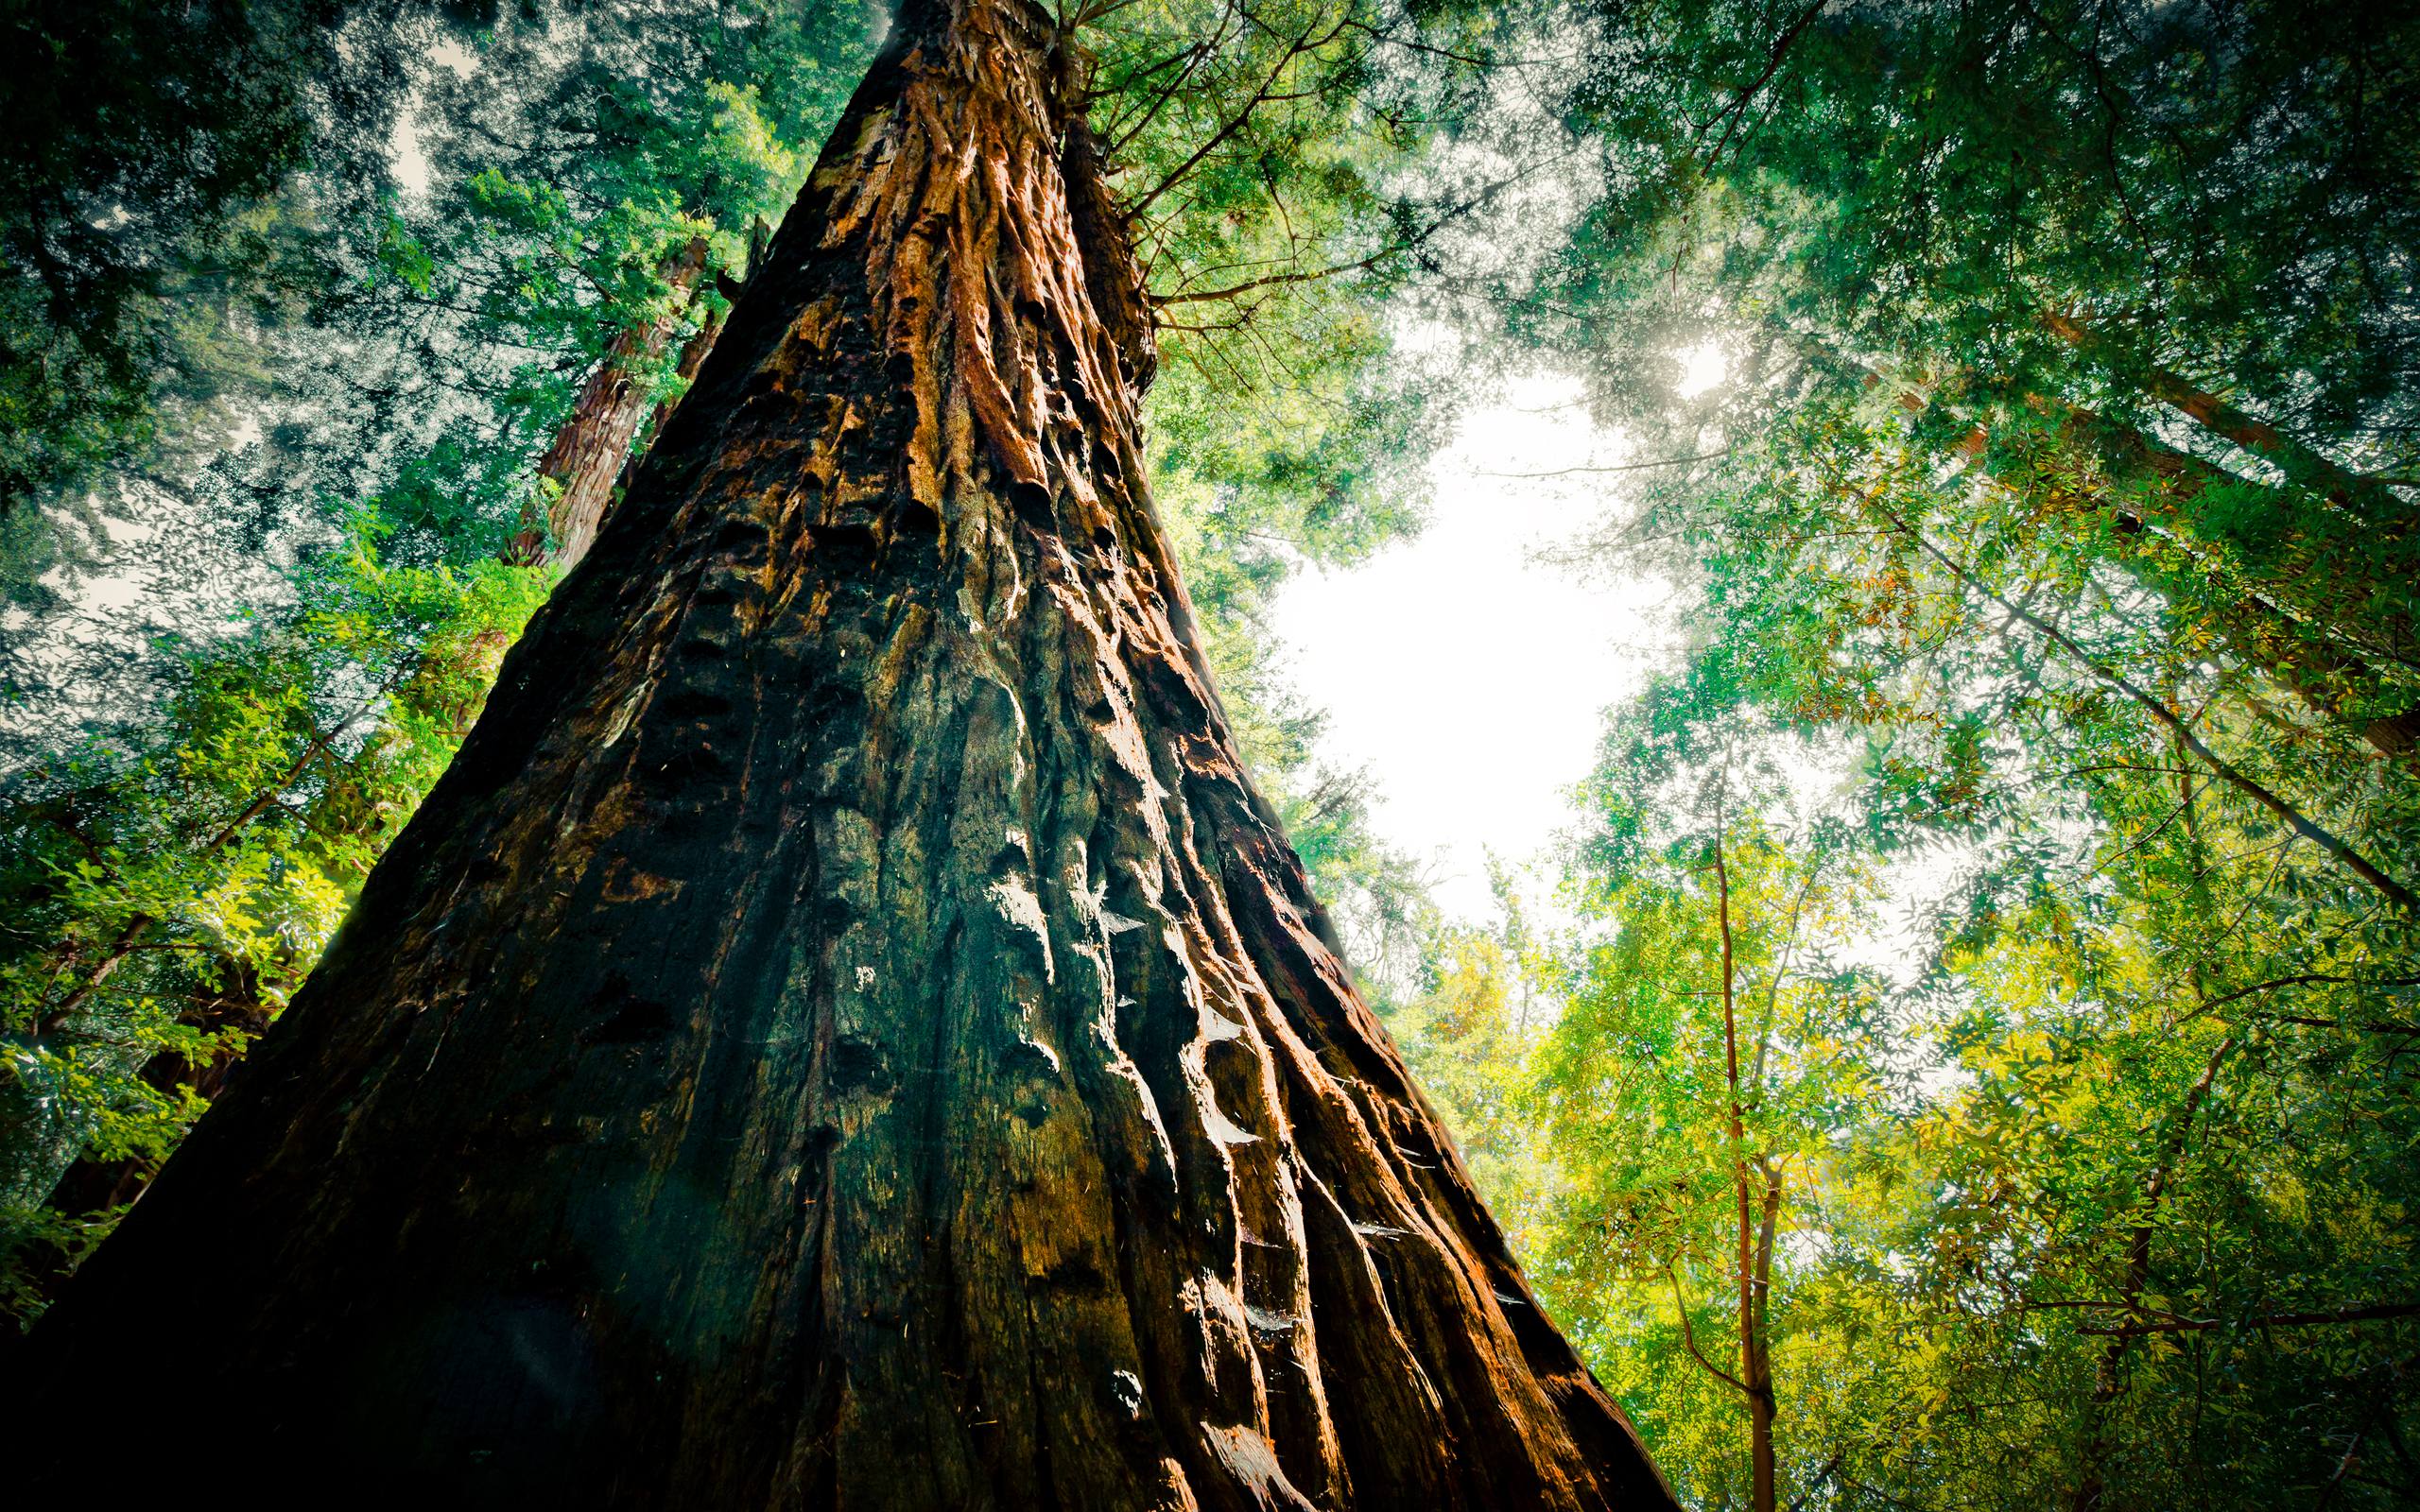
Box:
[7, 4, 1676, 1506]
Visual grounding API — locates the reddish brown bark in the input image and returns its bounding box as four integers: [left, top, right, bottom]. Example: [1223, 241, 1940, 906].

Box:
[2042, 311, 2416, 533]
[625, 296, 730, 490]
[8, 4, 1676, 1505]
[503, 236, 715, 571]
[1711, 824, 1777, 1512]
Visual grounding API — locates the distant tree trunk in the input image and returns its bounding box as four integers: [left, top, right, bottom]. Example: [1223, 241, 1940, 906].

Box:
[8, 625, 517, 1307]
[33, 961, 274, 1217]
[1935, 392, 2420, 764]
[623, 298, 729, 488]
[9, 3, 1676, 1506]
[1712, 820, 1778, 1512]
[2048, 410, 2420, 764]
[622, 218, 767, 499]
[503, 235, 715, 571]
[0, 715, 350, 1242]
[2043, 312, 2418, 535]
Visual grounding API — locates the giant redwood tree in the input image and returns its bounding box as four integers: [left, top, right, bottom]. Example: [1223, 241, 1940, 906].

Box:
[7, 0, 1678, 1503]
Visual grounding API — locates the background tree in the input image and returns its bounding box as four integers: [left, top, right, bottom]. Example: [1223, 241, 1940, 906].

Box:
[1513, 696, 1894, 1512]
[1523, 0, 2420, 764]
[0, 0, 430, 605]
[1378, 9, 2420, 1500]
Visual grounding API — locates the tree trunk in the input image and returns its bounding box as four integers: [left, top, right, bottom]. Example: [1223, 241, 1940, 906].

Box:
[1937, 391, 2420, 764]
[7, 4, 1676, 1507]
[1713, 819, 1778, 1512]
[2043, 312, 2417, 536]
[2049, 410, 2420, 763]
[1746, 1163, 1779, 1512]
[620, 295, 731, 497]
[34, 961, 275, 1215]
[503, 236, 715, 571]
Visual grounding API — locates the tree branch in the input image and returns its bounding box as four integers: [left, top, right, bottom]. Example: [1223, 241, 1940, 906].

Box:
[1479, 449, 1731, 480]
[2077, 1302, 2420, 1337]
[1124, 12, 1349, 221]
[1665, 1263, 1754, 1397]
[1703, 0, 1833, 167]
[1868, 495, 2416, 909]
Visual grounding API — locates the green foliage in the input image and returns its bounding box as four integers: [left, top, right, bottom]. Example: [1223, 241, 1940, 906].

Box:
[1448, 376, 2420, 1503]
[1544, 0, 2420, 437]
[0, 0, 316, 503]
[0, 0, 887, 1317]
[0, 531, 547, 1309]
[1379, 10, 2420, 1500]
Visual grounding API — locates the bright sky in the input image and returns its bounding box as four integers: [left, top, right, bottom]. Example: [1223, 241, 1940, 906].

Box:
[1271, 370, 1692, 919]
[386, 39, 477, 198]
[1273, 354, 1957, 988]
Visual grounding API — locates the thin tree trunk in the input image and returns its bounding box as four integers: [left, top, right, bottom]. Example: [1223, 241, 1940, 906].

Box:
[1748, 1162, 1780, 1512]
[1711, 811, 1777, 1512]
[2069, 1034, 2234, 1512]
[2042, 312, 2415, 532]
[1913, 372, 2420, 761]
[9, 5, 1676, 1506]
